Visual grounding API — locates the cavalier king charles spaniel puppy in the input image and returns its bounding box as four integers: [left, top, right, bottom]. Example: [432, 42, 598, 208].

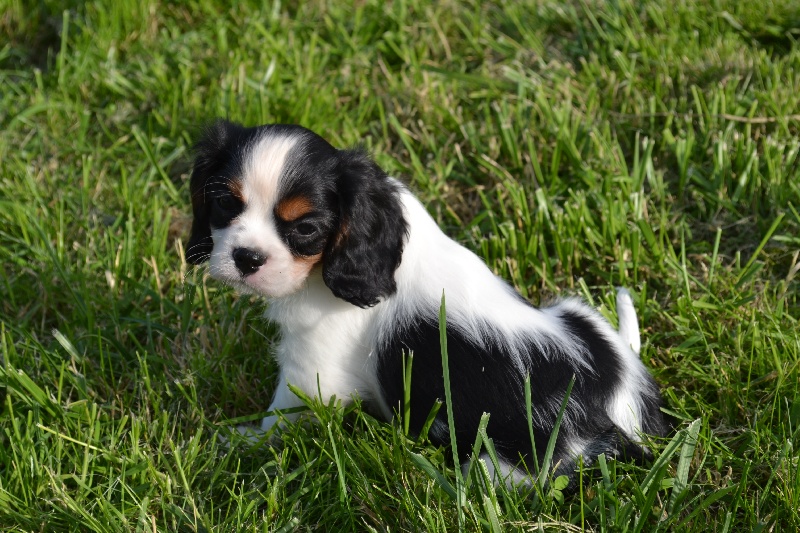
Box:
[186, 120, 669, 486]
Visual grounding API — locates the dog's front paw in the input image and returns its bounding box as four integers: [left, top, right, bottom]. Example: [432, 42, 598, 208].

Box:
[216, 424, 272, 449]
[235, 424, 269, 444]
[260, 414, 281, 432]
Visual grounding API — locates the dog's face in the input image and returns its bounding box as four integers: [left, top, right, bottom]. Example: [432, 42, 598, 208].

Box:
[186, 121, 407, 307]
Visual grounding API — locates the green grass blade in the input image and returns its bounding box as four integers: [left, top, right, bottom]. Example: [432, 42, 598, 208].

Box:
[439, 290, 465, 530]
[537, 375, 575, 491]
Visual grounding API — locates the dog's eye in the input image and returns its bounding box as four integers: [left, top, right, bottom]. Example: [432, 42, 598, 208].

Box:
[215, 195, 239, 211]
[294, 222, 317, 237]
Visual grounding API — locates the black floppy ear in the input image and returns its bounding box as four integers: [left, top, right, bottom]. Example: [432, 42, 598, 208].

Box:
[322, 149, 408, 308]
[185, 119, 241, 264]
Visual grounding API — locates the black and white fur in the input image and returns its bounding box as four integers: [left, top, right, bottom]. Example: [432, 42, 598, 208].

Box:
[187, 120, 669, 486]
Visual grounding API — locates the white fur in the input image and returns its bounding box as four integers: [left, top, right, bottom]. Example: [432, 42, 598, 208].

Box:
[608, 290, 654, 440]
[616, 288, 641, 355]
[464, 453, 533, 489]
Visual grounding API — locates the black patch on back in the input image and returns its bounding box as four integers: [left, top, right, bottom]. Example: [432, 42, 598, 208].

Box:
[376, 305, 664, 478]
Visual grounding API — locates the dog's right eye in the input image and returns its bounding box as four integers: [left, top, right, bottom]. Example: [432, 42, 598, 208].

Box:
[295, 222, 318, 237]
[215, 195, 239, 211]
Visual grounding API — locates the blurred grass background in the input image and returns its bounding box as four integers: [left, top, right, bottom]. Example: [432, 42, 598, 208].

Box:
[1, 0, 799, 530]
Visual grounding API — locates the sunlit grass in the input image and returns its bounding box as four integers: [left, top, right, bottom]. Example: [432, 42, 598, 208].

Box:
[1, 0, 799, 530]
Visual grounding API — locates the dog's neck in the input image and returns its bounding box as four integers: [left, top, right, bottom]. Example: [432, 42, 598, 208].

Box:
[264, 270, 379, 333]
[262, 269, 388, 412]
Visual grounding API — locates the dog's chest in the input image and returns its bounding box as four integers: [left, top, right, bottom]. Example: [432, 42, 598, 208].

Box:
[269, 289, 384, 402]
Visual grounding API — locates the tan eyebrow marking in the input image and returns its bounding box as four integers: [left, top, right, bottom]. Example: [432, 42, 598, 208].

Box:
[275, 196, 314, 221]
[227, 179, 244, 201]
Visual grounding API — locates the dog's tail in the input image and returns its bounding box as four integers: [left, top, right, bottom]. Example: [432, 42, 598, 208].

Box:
[616, 288, 640, 356]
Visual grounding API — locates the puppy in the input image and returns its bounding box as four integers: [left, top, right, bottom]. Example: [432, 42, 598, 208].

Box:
[186, 120, 669, 485]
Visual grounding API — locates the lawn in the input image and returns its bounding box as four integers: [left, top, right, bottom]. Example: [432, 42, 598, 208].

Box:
[1, 0, 799, 530]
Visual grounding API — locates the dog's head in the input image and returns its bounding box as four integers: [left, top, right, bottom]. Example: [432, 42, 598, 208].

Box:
[186, 120, 407, 308]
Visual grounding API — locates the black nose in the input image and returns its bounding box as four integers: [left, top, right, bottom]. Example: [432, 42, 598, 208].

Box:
[232, 247, 267, 275]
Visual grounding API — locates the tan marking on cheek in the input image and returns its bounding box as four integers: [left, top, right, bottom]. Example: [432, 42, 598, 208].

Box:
[291, 253, 323, 279]
[275, 196, 314, 221]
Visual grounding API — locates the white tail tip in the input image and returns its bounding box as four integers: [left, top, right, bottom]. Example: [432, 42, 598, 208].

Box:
[616, 288, 641, 355]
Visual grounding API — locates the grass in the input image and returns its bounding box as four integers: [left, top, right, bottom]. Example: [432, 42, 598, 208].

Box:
[1, 0, 799, 530]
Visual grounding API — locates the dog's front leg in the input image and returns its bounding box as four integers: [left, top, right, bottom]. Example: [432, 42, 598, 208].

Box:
[230, 371, 303, 443]
[260, 371, 304, 431]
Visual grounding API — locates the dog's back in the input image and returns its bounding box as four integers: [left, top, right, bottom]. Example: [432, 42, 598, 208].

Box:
[374, 191, 669, 487]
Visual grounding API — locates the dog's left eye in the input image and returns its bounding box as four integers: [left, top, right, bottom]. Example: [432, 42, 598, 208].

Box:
[294, 222, 317, 237]
[215, 195, 239, 211]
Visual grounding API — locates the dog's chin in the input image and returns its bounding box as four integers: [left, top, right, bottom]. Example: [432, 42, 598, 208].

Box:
[212, 272, 306, 300]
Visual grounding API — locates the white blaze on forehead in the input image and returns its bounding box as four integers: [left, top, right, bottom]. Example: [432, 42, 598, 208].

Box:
[242, 132, 303, 209]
